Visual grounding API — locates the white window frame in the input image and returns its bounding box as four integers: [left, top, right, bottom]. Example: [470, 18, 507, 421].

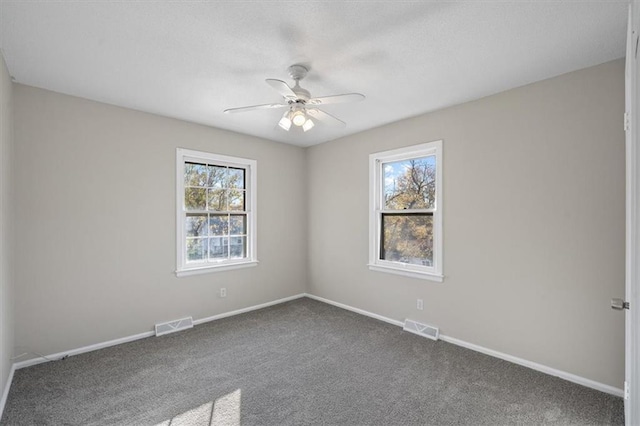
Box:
[368, 140, 443, 282]
[176, 148, 258, 277]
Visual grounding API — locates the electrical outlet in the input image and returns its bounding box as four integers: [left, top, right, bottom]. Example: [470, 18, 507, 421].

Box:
[417, 299, 423, 310]
[220, 288, 227, 298]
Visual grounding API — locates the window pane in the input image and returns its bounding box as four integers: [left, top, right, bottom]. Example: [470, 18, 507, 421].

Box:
[209, 215, 229, 236]
[381, 214, 433, 266]
[185, 214, 207, 237]
[228, 168, 245, 189]
[230, 215, 246, 235]
[207, 189, 227, 211]
[185, 187, 207, 210]
[185, 163, 208, 187]
[186, 238, 207, 262]
[228, 189, 245, 211]
[208, 165, 227, 188]
[229, 236, 246, 258]
[208, 237, 228, 259]
[384, 156, 436, 210]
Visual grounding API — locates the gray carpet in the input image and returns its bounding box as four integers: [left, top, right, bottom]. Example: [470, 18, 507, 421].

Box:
[0, 298, 624, 425]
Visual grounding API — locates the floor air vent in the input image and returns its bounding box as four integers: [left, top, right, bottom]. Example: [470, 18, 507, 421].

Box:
[403, 319, 439, 341]
[155, 316, 193, 337]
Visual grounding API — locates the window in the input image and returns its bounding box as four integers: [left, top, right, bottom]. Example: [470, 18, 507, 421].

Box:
[369, 141, 443, 281]
[176, 148, 257, 276]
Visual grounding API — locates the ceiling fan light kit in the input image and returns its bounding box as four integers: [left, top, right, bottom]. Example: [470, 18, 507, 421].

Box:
[292, 110, 307, 126]
[302, 118, 314, 132]
[277, 107, 315, 132]
[278, 111, 291, 132]
[278, 110, 292, 131]
[224, 64, 365, 133]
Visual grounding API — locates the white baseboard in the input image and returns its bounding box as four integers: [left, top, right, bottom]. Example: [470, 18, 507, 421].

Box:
[0, 363, 15, 420]
[193, 293, 305, 326]
[304, 293, 404, 327]
[13, 330, 156, 370]
[437, 334, 624, 398]
[304, 293, 624, 398]
[13, 293, 306, 370]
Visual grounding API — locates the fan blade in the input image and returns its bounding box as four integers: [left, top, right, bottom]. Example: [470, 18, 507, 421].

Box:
[223, 103, 288, 114]
[306, 108, 346, 127]
[266, 79, 298, 100]
[306, 93, 365, 106]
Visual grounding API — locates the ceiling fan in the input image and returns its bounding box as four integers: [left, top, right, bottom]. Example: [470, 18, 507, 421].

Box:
[223, 64, 365, 132]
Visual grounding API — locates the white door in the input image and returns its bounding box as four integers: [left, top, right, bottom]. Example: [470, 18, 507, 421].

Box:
[625, 2, 639, 425]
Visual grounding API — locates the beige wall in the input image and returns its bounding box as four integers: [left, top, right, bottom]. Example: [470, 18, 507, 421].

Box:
[0, 52, 14, 402]
[307, 59, 626, 388]
[8, 59, 626, 389]
[12, 85, 307, 358]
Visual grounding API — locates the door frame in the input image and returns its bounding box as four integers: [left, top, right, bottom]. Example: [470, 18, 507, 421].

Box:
[625, 1, 639, 424]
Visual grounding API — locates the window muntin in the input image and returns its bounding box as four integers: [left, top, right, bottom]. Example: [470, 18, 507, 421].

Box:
[177, 149, 257, 276]
[369, 141, 443, 281]
[184, 163, 247, 262]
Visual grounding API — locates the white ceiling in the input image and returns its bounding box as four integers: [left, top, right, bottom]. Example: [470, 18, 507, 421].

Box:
[0, 1, 629, 147]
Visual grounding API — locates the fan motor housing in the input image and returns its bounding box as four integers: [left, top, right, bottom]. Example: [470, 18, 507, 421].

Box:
[288, 64, 308, 81]
[288, 65, 311, 101]
[293, 87, 311, 101]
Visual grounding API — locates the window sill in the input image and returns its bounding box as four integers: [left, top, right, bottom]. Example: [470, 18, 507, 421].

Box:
[176, 260, 259, 277]
[368, 264, 444, 282]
